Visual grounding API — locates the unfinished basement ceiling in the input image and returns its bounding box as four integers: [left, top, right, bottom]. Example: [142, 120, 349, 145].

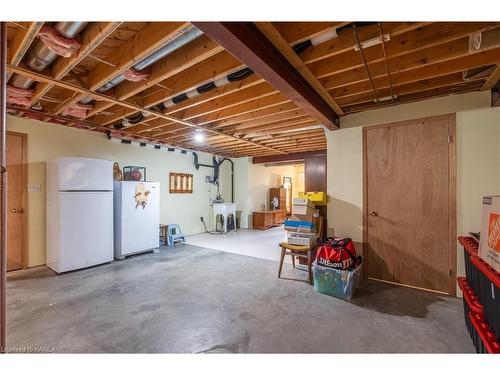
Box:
[5, 21, 500, 157]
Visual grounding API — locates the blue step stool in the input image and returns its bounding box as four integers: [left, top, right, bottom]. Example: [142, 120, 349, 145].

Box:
[167, 224, 186, 246]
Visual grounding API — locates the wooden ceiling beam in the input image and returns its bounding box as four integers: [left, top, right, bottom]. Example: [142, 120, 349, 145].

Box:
[140, 51, 243, 109]
[336, 72, 483, 106]
[53, 22, 191, 115]
[309, 23, 498, 80]
[194, 22, 340, 130]
[252, 150, 325, 164]
[342, 81, 484, 113]
[275, 22, 348, 45]
[299, 22, 430, 65]
[7, 64, 288, 155]
[126, 83, 284, 133]
[322, 44, 500, 92]
[255, 22, 344, 117]
[482, 64, 500, 90]
[215, 111, 310, 132]
[230, 117, 317, 133]
[94, 50, 244, 127]
[208, 103, 302, 129]
[27, 22, 122, 108]
[7, 22, 44, 80]
[87, 35, 224, 118]
[174, 83, 279, 122]
[93, 72, 264, 126]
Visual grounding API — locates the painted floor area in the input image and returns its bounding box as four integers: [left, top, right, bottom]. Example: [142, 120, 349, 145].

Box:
[7, 244, 473, 353]
[186, 226, 288, 262]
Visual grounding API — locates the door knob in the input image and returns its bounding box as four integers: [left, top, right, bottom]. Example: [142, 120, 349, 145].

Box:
[11, 208, 24, 214]
[370, 211, 378, 217]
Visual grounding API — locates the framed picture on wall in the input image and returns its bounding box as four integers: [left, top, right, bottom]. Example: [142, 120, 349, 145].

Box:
[169, 172, 193, 193]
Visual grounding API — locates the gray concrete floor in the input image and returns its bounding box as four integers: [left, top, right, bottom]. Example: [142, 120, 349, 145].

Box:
[6, 244, 473, 353]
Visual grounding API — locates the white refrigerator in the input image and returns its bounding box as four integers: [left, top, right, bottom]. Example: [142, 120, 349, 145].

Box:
[46, 157, 114, 273]
[113, 181, 160, 259]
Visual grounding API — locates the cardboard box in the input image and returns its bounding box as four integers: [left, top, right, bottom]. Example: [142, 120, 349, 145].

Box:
[291, 205, 318, 216]
[284, 219, 317, 233]
[290, 212, 319, 222]
[479, 196, 500, 272]
[287, 232, 318, 247]
[292, 197, 314, 207]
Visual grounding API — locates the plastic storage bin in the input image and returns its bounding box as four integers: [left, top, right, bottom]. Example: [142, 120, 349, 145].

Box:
[469, 312, 500, 354]
[313, 259, 363, 301]
[459, 237, 481, 298]
[471, 256, 500, 342]
[457, 277, 484, 341]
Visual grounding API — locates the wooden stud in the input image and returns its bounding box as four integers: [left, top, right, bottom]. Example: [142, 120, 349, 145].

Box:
[7, 22, 44, 80]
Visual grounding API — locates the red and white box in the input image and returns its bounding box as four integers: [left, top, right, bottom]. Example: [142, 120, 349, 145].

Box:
[479, 195, 500, 273]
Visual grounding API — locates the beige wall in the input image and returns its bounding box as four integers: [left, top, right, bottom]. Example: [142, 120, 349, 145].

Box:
[234, 157, 300, 228]
[7, 116, 231, 267]
[326, 91, 500, 294]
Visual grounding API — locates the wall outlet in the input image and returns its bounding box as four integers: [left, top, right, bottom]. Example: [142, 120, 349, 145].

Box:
[27, 184, 41, 192]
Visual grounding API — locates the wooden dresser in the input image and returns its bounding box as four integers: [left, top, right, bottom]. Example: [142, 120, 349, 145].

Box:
[252, 210, 286, 230]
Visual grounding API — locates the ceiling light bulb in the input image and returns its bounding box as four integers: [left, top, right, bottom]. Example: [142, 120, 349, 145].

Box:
[194, 132, 205, 143]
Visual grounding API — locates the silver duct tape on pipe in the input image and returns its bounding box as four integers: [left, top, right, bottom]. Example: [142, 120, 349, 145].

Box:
[9, 22, 88, 90]
[311, 28, 337, 46]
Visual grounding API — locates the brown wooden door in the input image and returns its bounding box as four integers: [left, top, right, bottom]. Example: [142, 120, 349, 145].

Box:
[364, 114, 456, 295]
[6, 132, 27, 271]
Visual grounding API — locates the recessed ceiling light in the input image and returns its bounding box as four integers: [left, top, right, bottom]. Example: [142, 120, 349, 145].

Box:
[194, 130, 205, 143]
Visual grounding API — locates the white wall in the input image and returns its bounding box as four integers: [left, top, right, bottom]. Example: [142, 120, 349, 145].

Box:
[234, 157, 298, 228]
[326, 91, 500, 293]
[7, 116, 231, 267]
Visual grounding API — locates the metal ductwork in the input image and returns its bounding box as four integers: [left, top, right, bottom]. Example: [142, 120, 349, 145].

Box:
[79, 26, 203, 104]
[9, 22, 88, 90]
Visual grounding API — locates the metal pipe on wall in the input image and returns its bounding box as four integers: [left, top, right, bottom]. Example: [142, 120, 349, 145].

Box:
[0, 21, 8, 353]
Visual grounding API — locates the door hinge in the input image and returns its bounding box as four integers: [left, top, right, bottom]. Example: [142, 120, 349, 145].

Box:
[448, 135, 453, 143]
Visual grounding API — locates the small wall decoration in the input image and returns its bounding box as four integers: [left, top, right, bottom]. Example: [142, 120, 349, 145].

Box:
[169, 172, 193, 194]
[113, 162, 123, 181]
[134, 183, 151, 209]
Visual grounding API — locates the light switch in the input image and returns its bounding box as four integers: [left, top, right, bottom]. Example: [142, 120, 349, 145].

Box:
[27, 184, 41, 192]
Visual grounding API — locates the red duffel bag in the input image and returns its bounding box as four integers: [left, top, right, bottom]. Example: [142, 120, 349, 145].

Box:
[316, 237, 358, 270]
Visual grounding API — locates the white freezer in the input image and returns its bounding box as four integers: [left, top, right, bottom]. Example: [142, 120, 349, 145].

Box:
[46, 157, 114, 273]
[49, 157, 113, 191]
[113, 181, 160, 259]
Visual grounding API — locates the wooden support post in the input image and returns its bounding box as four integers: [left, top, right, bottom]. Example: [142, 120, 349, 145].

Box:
[0, 21, 7, 353]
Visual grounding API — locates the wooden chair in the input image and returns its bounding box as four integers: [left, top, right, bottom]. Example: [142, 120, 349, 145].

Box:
[278, 242, 313, 285]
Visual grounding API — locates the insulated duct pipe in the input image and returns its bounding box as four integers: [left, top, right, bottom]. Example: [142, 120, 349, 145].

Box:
[9, 22, 88, 90]
[79, 26, 203, 104]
